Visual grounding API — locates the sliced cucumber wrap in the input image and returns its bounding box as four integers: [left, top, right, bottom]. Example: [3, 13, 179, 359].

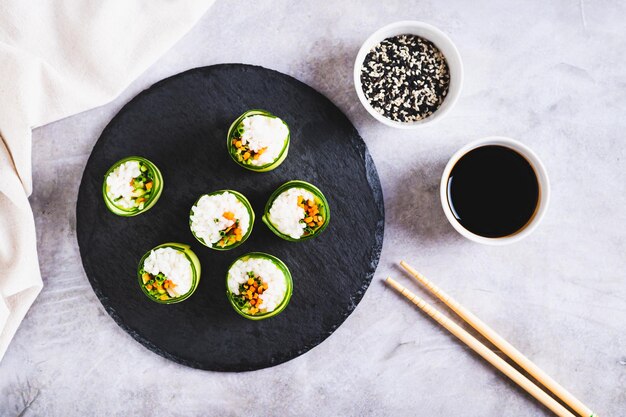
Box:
[189, 190, 255, 251]
[227, 109, 290, 172]
[137, 243, 201, 304]
[262, 180, 330, 242]
[102, 156, 163, 217]
[226, 252, 293, 320]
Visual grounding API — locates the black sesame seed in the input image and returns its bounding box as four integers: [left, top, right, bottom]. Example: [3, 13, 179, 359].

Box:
[360, 34, 450, 123]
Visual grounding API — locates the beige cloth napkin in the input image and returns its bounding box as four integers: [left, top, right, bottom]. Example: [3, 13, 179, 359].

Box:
[0, 0, 214, 361]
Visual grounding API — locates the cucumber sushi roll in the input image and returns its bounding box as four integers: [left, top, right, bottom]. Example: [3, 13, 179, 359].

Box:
[138, 243, 201, 304]
[189, 190, 254, 250]
[226, 252, 292, 320]
[103, 156, 163, 216]
[262, 180, 330, 241]
[227, 109, 290, 172]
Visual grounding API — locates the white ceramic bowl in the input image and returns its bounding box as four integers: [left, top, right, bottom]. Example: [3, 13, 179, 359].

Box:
[440, 137, 550, 245]
[354, 21, 463, 129]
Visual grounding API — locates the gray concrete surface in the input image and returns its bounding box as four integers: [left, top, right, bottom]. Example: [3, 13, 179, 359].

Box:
[1, 1, 624, 415]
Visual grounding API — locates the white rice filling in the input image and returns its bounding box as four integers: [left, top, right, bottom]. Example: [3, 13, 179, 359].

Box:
[268, 187, 315, 239]
[228, 257, 287, 313]
[105, 160, 141, 209]
[240, 115, 288, 166]
[190, 192, 250, 246]
[143, 247, 193, 297]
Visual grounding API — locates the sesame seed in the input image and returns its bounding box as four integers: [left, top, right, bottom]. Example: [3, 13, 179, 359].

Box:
[360, 34, 450, 123]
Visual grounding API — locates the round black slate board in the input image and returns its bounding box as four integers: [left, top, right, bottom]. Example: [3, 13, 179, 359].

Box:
[77, 64, 384, 372]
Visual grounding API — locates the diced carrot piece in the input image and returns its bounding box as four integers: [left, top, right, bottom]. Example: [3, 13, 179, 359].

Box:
[243, 152, 251, 160]
[223, 212, 235, 220]
[308, 222, 316, 227]
[247, 278, 254, 285]
[136, 197, 145, 203]
[145, 182, 153, 190]
[146, 284, 152, 290]
[160, 295, 168, 301]
[297, 195, 303, 204]
[317, 221, 324, 226]
[263, 282, 269, 289]
[257, 147, 267, 155]
[253, 154, 260, 160]
[235, 140, 242, 148]
[304, 216, 313, 223]
[164, 282, 169, 289]
[250, 299, 256, 306]
[258, 287, 263, 294]
[307, 200, 314, 207]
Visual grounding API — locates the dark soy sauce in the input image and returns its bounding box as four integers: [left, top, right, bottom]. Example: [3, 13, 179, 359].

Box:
[447, 145, 539, 238]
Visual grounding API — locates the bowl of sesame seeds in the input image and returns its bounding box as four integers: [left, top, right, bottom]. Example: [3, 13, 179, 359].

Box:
[354, 21, 463, 128]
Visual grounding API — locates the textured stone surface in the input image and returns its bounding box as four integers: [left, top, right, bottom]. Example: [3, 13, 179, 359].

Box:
[1, 0, 625, 416]
[77, 64, 383, 371]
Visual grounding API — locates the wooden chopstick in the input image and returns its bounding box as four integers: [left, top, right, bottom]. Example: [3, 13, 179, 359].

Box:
[385, 277, 577, 417]
[398, 261, 597, 417]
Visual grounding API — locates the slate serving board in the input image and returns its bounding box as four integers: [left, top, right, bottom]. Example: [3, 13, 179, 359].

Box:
[76, 64, 384, 371]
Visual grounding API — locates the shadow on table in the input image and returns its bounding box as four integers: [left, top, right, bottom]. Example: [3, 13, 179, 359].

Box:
[386, 157, 460, 245]
[299, 38, 373, 124]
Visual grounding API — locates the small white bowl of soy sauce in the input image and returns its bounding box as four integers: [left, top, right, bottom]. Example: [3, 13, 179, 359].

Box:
[440, 137, 550, 245]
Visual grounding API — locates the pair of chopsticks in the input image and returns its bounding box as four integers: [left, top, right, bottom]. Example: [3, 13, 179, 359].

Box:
[386, 261, 597, 417]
